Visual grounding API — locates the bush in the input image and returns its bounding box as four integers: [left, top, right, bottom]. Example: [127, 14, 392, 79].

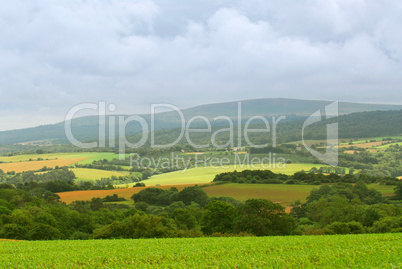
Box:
[70, 231, 92, 240]
[0, 224, 28, 240]
[347, 221, 364, 234]
[27, 223, 62, 240]
[135, 202, 149, 212]
[370, 216, 402, 233]
[325, 222, 351, 234]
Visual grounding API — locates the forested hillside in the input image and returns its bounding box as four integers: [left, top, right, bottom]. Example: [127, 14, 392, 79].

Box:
[1, 99, 401, 145]
[122, 109, 402, 146]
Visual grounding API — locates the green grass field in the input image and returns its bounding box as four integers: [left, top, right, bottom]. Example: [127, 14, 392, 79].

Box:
[1, 234, 400, 268]
[372, 142, 401, 149]
[202, 183, 395, 205]
[116, 163, 327, 187]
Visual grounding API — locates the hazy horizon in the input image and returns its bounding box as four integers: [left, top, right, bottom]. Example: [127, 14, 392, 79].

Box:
[1, 97, 401, 132]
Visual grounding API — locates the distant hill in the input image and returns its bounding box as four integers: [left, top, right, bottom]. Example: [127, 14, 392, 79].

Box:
[1, 98, 401, 145]
[301, 109, 402, 140]
[122, 109, 402, 147]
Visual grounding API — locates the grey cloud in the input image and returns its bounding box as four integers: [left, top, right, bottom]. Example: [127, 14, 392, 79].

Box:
[0, 0, 401, 131]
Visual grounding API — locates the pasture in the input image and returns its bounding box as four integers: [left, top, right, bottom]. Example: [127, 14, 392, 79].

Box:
[116, 163, 325, 187]
[0, 234, 400, 268]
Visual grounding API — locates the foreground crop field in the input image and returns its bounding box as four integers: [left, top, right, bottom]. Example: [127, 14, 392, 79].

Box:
[1, 234, 400, 268]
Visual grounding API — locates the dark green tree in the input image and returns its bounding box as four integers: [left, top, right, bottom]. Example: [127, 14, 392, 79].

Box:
[201, 200, 235, 234]
[234, 199, 296, 236]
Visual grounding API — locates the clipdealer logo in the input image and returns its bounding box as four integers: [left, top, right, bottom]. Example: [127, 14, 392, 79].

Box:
[302, 101, 338, 166]
[64, 101, 339, 166]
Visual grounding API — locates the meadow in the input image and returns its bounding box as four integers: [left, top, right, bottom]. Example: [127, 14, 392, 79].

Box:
[116, 163, 326, 187]
[0, 234, 400, 268]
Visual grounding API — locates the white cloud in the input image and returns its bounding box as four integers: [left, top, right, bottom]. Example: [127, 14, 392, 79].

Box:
[0, 0, 401, 131]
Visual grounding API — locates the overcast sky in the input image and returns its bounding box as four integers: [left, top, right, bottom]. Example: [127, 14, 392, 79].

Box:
[1, 0, 401, 131]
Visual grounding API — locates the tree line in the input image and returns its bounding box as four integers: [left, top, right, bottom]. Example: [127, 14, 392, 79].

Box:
[212, 169, 400, 185]
[1, 181, 401, 240]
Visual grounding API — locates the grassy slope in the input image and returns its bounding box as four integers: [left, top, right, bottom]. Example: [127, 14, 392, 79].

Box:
[116, 163, 325, 187]
[1, 234, 400, 268]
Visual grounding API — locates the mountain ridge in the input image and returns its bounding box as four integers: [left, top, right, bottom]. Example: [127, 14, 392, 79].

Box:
[1, 98, 401, 145]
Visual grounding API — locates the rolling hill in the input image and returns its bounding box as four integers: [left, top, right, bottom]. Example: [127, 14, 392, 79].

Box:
[0, 98, 401, 145]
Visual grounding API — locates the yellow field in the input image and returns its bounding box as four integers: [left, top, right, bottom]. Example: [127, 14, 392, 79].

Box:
[0, 152, 121, 173]
[71, 168, 129, 181]
[0, 158, 87, 173]
[338, 141, 391, 148]
[57, 184, 196, 204]
[344, 149, 378, 154]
